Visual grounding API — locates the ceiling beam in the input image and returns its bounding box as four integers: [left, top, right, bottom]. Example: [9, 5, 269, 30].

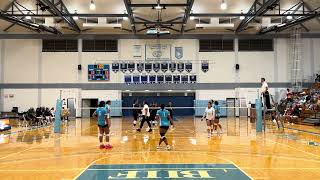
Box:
[190, 13, 318, 17]
[2, 13, 129, 18]
[3, 13, 319, 18]
[2, 33, 320, 39]
[259, 12, 319, 34]
[130, 3, 188, 7]
[0, 1, 61, 34]
[302, 0, 320, 24]
[135, 21, 183, 25]
[38, 0, 81, 33]
[259, 3, 319, 34]
[181, 0, 194, 33]
[236, 0, 280, 33]
[123, 0, 136, 34]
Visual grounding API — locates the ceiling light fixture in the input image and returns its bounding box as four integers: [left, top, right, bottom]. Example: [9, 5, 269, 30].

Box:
[123, 10, 128, 20]
[220, 0, 227, 10]
[73, 10, 78, 20]
[155, 4, 162, 10]
[25, 15, 32, 20]
[240, 10, 245, 20]
[286, 15, 293, 20]
[89, 0, 96, 10]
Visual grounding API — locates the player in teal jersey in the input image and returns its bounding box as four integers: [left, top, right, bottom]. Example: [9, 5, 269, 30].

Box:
[156, 104, 174, 150]
[93, 101, 112, 149]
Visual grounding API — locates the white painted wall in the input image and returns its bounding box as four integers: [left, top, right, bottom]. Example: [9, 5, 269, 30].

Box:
[1, 38, 319, 113]
[42, 52, 78, 83]
[3, 40, 40, 83]
[198, 52, 235, 83]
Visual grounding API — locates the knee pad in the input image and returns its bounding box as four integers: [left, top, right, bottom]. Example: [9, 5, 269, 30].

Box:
[160, 136, 166, 140]
[105, 133, 110, 137]
[133, 120, 137, 124]
[207, 126, 211, 130]
[98, 133, 103, 137]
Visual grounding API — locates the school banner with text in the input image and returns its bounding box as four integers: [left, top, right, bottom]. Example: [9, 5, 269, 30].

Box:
[145, 44, 171, 61]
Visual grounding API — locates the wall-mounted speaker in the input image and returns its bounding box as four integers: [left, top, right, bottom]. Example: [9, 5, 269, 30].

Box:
[235, 64, 240, 70]
[78, 64, 82, 70]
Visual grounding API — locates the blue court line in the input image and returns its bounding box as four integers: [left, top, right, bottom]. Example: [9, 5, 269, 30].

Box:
[285, 127, 320, 136]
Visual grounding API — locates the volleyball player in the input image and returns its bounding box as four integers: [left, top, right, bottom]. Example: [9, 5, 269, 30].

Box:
[93, 101, 112, 149]
[201, 101, 215, 138]
[156, 104, 174, 150]
[213, 101, 223, 135]
[137, 102, 152, 132]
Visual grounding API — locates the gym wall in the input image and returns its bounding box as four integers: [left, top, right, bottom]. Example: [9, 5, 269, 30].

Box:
[0, 38, 319, 115]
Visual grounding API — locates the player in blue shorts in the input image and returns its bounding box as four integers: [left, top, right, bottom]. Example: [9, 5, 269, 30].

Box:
[93, 101, 112, 149]
[156, 104, 174, 150]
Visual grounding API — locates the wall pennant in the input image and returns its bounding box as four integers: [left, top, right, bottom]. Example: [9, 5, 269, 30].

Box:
[120, 62, 128, 73]
[185, 62, 192, 73]
[153, 63, 160, 73]
[161, 62, 168, 73]
[112, 63, 120, 73]
[177, 62, 185, 73]
[145, 63, 152, 73]
[201, 61, 209, 73]
[137, 63, 144, 73]
[128, 62, 135, 73]
[169, 62, 176, 73]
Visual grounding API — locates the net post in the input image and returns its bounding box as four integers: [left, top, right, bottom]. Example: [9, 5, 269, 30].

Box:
[255, 98, 263, 132]
[54, 99, 62, 133]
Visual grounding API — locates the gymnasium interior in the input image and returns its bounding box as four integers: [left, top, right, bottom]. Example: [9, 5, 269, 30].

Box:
[0, 0, 320, 179]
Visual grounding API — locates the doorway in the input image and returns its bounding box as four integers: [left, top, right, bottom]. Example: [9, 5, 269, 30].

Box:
[81, 99, 98, 118]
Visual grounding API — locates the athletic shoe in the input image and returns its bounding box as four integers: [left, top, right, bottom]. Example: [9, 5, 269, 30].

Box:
[207, 134, 211, 138]
[136, 129, 141, 132]
[148, 129, 152, 132]
[273, 119, 277, 124]
[156, 145, 160, 150]
[105, 144, 113, 149]
[166, 145, 171, 150]
[99, 144, 105, 149]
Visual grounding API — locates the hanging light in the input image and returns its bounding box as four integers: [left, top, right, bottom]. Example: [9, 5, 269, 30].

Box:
[123, 10, 128, 20]
[286, 15, 293, 20]
[155, 4, 162, 10]
[220, 0, 227, 10]
[189, 10, 195, 20]
[73, 10, 78, 20]
[240, 10, 245, 20]
[25, 15, 32, 20]
[89, 0, 96, 10]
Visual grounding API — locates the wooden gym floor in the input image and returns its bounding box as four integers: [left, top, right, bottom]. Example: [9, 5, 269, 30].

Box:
[0, 117, 319, 180]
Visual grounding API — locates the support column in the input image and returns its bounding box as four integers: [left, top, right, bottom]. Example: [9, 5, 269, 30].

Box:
[0, 40, 5, 111]
[77, 39, 83, 117]
[274, 39, 279, 101]
[37, 40, 42, 107]
[310, 39, 315, 78]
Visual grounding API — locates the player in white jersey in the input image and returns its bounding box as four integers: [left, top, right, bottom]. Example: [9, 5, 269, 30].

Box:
[201, 101, 215, 138]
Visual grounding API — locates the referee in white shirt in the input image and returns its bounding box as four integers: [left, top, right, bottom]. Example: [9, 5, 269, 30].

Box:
[137, 102, 152, 132]
[260, 78, 271, 109]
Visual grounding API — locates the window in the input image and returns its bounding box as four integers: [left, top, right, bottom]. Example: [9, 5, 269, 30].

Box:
[199, 39, 234, 52]
[42, 40, 78, 52]
[83, 40, 118, 52]
[239, 39, 273, 51]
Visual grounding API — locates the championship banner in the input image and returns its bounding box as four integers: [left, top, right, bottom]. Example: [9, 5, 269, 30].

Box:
[145, 44, 171, 61]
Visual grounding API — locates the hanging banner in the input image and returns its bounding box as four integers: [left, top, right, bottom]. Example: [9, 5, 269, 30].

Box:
[175, 47, 183, 59]
[133, 45, 142, 58]
[145, 44, 171, 61]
